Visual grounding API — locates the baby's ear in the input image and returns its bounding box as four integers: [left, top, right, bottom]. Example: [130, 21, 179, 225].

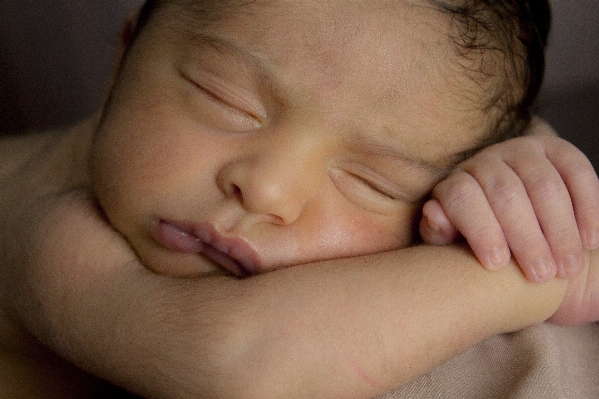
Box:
[98, 10, 140, 114]
[114, 10, 140, 68]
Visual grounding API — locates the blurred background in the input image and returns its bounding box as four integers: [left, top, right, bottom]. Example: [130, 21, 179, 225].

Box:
[1, 0, 598, 168]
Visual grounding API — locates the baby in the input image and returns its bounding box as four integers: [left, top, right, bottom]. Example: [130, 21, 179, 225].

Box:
[91, 0, 594, 282]
[1, 0, 599, 398]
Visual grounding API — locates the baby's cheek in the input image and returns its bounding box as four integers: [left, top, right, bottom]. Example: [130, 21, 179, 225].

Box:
[349, 202, 421, 252]
[308, 207, 417, 260]
[353, 214, 416, 252]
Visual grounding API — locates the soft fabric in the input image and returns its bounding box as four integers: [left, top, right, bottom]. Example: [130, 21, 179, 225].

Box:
[379, 323, 599, 399]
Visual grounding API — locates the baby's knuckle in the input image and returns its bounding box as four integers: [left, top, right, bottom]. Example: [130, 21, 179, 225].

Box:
[470, 224, 500, 242]
[546, 135, 575, 151]
[516, 230, 542, 250]
[485, 178, 520, 210]
[491, 136, 541, 158]
[571, 157, 598, 179]
[439, 175, 479, 211]
[527, 174, 564, 201]
[460, 152, 497, 172]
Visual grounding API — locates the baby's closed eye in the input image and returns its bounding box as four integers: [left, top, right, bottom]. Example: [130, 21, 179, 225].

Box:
[179, 69, 263, 132]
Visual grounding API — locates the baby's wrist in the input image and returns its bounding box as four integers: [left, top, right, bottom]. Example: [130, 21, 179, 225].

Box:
[548, 251, 596, 326]
[492, 262, 568, 334]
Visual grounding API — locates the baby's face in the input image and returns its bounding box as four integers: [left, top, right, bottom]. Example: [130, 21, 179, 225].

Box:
[92, 0, 492, 276]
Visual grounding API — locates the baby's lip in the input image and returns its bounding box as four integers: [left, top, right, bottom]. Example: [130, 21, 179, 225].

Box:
[152, 220, 262, 277]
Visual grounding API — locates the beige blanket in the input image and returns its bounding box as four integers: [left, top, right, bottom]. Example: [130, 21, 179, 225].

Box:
[378, 323, 599, 398]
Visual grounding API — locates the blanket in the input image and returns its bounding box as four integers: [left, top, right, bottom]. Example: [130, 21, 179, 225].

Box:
[378, 323, 599, 398]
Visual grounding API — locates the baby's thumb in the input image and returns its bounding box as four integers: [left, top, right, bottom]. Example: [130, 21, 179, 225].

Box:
[419, 199, 461, 245]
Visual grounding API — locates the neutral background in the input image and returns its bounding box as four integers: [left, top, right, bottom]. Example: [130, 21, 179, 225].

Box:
[1, 0, 597, 167]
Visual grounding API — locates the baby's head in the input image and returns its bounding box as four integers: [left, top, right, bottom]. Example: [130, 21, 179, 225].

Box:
[91, 0, 550, 277]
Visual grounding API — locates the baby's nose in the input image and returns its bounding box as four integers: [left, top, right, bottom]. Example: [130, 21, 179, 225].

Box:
[217, 152, 323, 225]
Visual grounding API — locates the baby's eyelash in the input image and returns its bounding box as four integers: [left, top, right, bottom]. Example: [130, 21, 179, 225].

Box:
[180, 70, 264, 122]
[199, 85, 249, 114]
[329, 168, 415, 215]
[178, 69, 264, 132]
[352, 173, 398, 200]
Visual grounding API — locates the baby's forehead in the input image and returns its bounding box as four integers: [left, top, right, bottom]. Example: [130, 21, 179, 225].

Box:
[157, 0, 458, 71]
[156, 1, 489, 77]
[162, 0, 450, 31]
[136, 2, 492, 162]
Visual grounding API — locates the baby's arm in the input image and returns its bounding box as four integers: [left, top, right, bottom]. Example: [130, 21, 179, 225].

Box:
[0, 125, 592, 399]
[420, 119, 599, 282]
[2, 185, 575, 399]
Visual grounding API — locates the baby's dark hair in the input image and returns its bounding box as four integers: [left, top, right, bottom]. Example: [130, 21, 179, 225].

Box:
[131, 0, 550, 142]
[429, 0, 551, 142]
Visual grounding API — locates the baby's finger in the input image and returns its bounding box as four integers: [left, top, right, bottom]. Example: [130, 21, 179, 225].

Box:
[544, 139, 599, 251]
[464, 160, 557, 282]
[419, 199, 461, 245]
[431, 172, 510, 270]
[511, 156, 585, 278]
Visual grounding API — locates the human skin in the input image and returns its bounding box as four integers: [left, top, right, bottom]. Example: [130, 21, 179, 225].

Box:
[0, 122, 135, 398]
[1, 0, 599, 398]
[90, 0, 502, 278]
[0, 100, 597, 399]
[91, 0, 599, 285]
[420, 120, 599, 281]
[0, 125, 578, 398]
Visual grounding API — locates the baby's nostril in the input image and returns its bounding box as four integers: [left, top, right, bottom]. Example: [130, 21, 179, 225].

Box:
[232, 184, 242, 199]
[270, 214, 285, 225]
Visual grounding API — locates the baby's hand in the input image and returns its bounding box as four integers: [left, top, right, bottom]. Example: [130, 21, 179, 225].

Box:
[549, 250, 599, 326]
[420, 135, 599, 283]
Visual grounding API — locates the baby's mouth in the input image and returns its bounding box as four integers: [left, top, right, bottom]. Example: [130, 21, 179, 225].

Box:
[151, 219, 261, 277]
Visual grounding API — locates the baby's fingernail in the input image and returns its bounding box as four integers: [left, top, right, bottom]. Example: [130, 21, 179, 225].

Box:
[533, 258, 556, 282]
[425, 216, 442, 234]
[560, 253, 584, 277]
[583, 228, 599, 249]
[488, 246, 509, 270]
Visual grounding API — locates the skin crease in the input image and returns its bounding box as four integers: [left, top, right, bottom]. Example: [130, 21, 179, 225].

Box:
[91, 0, 496, 277]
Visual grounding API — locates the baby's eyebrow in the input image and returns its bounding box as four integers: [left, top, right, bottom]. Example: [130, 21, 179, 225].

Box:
[351, 127, 493, 175]
[183, 29, 273, 83]
[350, 132, 451, 175]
